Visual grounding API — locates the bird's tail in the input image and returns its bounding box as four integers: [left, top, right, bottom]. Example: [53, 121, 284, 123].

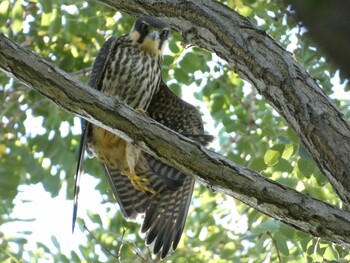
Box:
[72, 121, 89, 233]
[141, 172, 195, 259]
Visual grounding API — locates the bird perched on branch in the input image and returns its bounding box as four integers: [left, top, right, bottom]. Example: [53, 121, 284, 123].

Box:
[73, 16, 213, 258]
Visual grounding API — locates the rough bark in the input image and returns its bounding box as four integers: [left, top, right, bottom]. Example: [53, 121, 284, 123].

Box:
[96, 0, 350, 206]
[1, 33, 350, 247]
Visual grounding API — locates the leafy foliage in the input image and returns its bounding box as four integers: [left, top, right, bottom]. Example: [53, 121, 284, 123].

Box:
[1, 0, 349, 262]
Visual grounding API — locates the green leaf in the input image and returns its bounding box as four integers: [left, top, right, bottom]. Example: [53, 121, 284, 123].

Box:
[42, 174, 61, 197]
[37, 242, 51, 253]
[323, 246, 338, 260]
[71, 251, 81, 263]
[299, 144, 312, 160]
[51, 236, 60, 250]
[287, 127, 299, 143]
[276, 176, 298, 188]
[264, 149, 281, 166]
[297, 158, 315, 178]
[163, 55, 174, 66]
[282, 143, 294, 160]
[274, 233, 289, 256]
[211, 95, 225, 114]
[11, 0, 23, 33]
[254, 220, 280, 234]
[256, 233, 268, 253]
[237, 6, 253, 17]
[0, 166, 20, 199]
[279, 224, 296, 239]
[40, 0, 52, 13]
[221, 242, 236, 259]
[277, 135, 290, 144]
[169, 41, 180, 53]
[0, 0, 10, 26]
[314, 169, 328, 186]
[249, 157, 267, 171]
[87, 210, 103, 225]
[274, 158, 293, 173]
[41, 11, 51, 27]
[2, 258, 11, 263]
[169, 83, 181, 96]
[49, 8, 61, 37]
[174, 68, 191, 85]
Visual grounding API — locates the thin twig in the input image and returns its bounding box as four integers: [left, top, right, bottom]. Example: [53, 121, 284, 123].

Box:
[0, 249, 22, 263]
[82, 219, 118, 259]
[314, 237, 321, 262]
[266, 231, 282, 263]
[116, 227, 126, 262]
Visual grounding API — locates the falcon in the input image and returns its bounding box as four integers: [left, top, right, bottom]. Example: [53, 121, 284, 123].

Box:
[73, 16, 213, 258]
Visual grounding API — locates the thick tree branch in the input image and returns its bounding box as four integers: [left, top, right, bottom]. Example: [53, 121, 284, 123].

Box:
[97, 0, 350, 206]
[1, 33, 350, 247]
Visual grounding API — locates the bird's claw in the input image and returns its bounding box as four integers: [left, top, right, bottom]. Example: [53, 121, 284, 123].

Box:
[136, 108, 147, 116]
[124, 172, 157, 195]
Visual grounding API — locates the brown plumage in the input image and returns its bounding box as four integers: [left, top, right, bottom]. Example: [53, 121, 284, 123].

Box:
[73, 16, 213, 259]
[86, 17, 169, 192]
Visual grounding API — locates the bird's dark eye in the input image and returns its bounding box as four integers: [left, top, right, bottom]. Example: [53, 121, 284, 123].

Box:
[141, 23, 149, 33]
[160, 30, 169, 39]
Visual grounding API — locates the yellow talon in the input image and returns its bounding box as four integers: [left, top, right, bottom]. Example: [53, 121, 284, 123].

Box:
[136, 108, 147, 116]
[123, 171, 157, 195]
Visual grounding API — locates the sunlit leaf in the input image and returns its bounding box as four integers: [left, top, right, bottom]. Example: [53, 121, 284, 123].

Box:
[0, 0, 10, 26]
[282, 143, 294, 160]
[10, 0, 23, 33]
[41, 12, 51, 27]
[264, 149, 281, 166]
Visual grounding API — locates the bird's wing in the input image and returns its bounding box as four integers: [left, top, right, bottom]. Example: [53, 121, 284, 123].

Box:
[72, 37, 117, 232]
[147, 82, 214, 144]
[141, 175, 195, 259]
[101, 153, 187, 221]
[101, 164, 151, 219]
[101, 148, 189, 220]
[137, 81, 214, 258]
[88, 37, 117, 90]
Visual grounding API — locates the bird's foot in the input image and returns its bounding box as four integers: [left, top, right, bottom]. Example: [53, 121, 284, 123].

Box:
[136, 108, 147, 116]
[124, 171, 157, 195]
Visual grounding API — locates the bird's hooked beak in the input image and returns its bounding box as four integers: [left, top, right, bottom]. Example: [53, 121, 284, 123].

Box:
[139, 30, 165, 55]
[149, 31, 160, 41]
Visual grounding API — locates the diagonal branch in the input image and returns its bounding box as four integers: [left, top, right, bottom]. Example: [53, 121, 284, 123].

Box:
[97, 0, 350, 206]
[1, 32, 350, 247]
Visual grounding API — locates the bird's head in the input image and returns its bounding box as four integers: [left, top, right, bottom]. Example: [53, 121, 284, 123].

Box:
[130, 17, 170, 56]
